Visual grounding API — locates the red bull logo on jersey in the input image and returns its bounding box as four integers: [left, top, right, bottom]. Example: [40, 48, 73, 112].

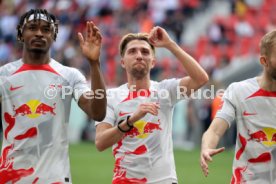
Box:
[125, 119, 162, 139]
[13, 99, 56, 118]
[248, 127, 276, 147]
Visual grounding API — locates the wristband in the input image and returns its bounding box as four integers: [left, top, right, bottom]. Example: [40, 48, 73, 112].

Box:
[117, 119, 132, 133]
[126, 116, 133, 129]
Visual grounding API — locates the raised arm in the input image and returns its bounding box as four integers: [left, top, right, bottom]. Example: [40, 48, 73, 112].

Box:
[148, 26, 209, 96]
[77, 21, 106, 121]
[200, 117, 229, 177]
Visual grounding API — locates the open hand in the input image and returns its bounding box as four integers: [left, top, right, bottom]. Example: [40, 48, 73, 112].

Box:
[200, 147, 225, 177]
[78, 21, 102, 65]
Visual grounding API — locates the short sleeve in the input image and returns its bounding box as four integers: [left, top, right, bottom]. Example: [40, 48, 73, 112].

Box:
[159, 78, 183, 106]
[0, 67, 7, 98]
[71, 69, 90, 103]
[215, 83, 236, 127]
[95, 90, 116, 126]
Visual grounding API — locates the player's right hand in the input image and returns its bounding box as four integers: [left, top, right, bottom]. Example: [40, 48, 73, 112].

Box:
[128, 102, 160, 125]
[200, 147, 225, 177]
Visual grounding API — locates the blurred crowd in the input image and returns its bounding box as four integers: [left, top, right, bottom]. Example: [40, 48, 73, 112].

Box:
[1, 0, 275, 148]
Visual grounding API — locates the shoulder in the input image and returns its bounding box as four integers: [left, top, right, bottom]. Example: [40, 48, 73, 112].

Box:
[106, 84, 128, 103]
[50, 59, 85, 77]
[225, 77, 258, 99]
[107, 84, 127, 95]
[0, 59, 23, 76]
[155, 78, 180, 90]
[228, 77, 257, 90]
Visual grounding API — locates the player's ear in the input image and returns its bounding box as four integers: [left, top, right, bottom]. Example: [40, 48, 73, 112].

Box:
[260, 56, 268, 67]
[151, 58, 156, 69]
[17, 28, 24, 43]
[121, 59, 125, 68]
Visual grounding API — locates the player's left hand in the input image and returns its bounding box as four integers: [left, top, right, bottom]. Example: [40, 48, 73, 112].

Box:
[148, 26, 173, 48]
[200, 147, 225, 177]
[78, 21, 102, 65]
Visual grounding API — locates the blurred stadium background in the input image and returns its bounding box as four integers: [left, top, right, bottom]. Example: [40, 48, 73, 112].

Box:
[0, 0, 271, 183]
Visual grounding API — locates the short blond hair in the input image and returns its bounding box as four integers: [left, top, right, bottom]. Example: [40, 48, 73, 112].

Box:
[260, 30, 276, 58]
[119, 33, 155, 57]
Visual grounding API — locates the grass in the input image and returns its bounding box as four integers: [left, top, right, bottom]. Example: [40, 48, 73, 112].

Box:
[70, 142, 234, 184]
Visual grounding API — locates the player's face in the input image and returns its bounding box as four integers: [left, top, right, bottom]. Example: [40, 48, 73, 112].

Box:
[121, 40, 155, 79]
[22, 20, 54, 54]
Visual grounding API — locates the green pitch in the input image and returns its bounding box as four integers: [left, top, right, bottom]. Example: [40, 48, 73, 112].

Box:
[70, 142, 234, 184]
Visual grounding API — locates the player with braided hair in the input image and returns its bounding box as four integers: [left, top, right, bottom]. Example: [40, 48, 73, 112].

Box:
[16, 9, 59, 41]
[0, 9, 106, 183]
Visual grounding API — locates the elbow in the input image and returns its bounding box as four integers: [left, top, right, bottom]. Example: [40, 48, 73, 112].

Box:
[202, 73, 209, 85]
[198, 73, 209, 88]
[95, 139, 107, 152]
[88, 110, 106, 122]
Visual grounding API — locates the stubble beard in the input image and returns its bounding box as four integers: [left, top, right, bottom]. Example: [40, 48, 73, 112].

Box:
[130, 67, 148, 80]
[28, 47, 48, 54]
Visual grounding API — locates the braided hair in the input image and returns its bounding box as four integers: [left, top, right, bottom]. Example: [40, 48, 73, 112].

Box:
[17, 9, 59, 41]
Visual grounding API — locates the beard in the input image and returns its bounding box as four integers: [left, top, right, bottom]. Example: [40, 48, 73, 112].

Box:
[130, 67, 148, 80]
[270, 70, 276, 80]
[28, 47, 48, 54]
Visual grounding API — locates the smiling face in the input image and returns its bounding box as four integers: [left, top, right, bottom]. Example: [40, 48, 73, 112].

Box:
[121, 39, 156, 80]
[21, 19, 54, 54]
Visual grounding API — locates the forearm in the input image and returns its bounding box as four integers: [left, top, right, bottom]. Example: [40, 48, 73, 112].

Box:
[201, 129, 221, 150]
[89, 62, 106, 120]
[95, 126, 125, 152]
[96, 119, 131, 151]
[166, 41, 208, 83]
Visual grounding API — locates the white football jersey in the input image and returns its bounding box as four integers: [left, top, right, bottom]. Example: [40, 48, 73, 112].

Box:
[0, 59, 89, 184]
[216, 77, 276, 184]
[96, 79, 184, 184]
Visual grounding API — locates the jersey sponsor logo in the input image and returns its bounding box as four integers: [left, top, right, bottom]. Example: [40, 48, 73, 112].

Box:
[242, 111, 257, 116]
[124, 119, 162, 139]
[248, 127, 276, 146]
[13, 99, 56, 118]
[9, 85, 23, 91]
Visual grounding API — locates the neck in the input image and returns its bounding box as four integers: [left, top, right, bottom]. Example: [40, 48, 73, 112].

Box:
[22, 49, 50, 65]
[127, 75, 150, 91]
[258, 73, 276, 91]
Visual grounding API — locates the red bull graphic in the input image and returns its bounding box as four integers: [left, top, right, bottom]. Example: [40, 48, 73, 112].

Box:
[247, 128, 276, 146]
[13, 99, 56, 118]
[4, 113, 15, 139]
[236, 134, 247, 160]
[248, 130, 268, 142]
[0, 144, 34, 184]
[248, 152, 271, 163]
[230, 166, 248, 184]
[35, 102, 56, 115]
[272, 133, 276, 141]
[32, 177, 39, 184]
[112, 109, 161, 183]
[113, 145, 148, 184]
[125, 145, 147, 155]
[14, 127, 37, 140]
[124, 120, 162, 139]
[13, 104, 31, 117]
[0, 99, 57, 183]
